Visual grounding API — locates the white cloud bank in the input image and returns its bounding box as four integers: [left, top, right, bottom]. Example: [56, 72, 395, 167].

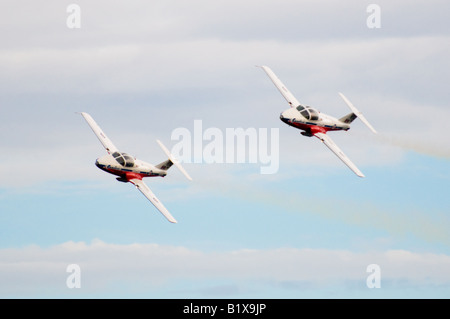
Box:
[1, 0, 449, 189]
[1, 239, 450, 298]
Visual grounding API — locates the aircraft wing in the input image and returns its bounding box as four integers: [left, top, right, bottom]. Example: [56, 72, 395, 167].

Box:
[129, 178, 178, 223]
[314, 132, 365, 178]
[79, 112, 119, 155]
[259, 65, 301, 107]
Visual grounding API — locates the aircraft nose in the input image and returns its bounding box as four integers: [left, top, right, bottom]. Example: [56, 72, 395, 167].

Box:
[280, 111, 290, 123]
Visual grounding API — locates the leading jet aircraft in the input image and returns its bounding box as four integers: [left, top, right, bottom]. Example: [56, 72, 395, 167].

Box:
[79, 112, 192, 223]
[259, 65, 377, 177]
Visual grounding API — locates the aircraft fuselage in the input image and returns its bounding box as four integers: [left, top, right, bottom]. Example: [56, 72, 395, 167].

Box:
[95, 153, 166, 182]
[280, 107, 350, 136]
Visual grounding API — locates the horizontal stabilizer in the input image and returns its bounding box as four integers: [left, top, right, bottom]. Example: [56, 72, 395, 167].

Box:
[338, 93, 377, 134]
[156, 140, 192, 181]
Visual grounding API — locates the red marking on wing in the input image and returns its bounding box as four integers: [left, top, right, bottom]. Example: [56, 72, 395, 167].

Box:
[125, 172, 144, 181]
[310, 126, 328, 135]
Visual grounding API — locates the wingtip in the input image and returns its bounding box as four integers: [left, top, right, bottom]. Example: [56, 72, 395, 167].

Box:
[182, 171, 193, 181]
[256, 65, 269, 70]
[356, 169, 365, 178]
[338, 92, 348, 99]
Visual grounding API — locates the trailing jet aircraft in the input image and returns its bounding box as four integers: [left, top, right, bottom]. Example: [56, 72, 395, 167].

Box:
[79, 112, 191, 223]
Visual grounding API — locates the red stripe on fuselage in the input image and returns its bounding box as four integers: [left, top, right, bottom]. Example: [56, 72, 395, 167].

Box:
[287, 120, 343, 134]
[98, 166, 157, 180]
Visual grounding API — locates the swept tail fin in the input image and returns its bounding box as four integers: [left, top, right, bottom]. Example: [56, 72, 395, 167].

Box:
[155, 159, 173, 171]
[339, 112, 357, 124]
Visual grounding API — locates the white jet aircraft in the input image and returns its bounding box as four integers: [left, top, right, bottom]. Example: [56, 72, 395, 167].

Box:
[79, 112, 192, 223]
[259, 65, 377, 177]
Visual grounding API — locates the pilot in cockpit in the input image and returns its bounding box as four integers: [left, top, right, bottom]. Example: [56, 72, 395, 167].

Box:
[112, 152, 135, 167]
[296, 105, 320, 121]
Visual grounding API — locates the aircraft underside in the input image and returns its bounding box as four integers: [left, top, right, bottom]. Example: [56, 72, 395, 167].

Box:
[282, 117, 346, 136]
[95, 162, 159, 180]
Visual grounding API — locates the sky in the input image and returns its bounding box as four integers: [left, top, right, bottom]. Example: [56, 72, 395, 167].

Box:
[0, 0, 450, 299]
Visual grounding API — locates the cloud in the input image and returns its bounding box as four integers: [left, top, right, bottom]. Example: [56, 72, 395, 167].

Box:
[1, 4, 449, 302]
[1, 33, 448, 190]
[1, 239, 450, 298]
[4, 1, 450, 49]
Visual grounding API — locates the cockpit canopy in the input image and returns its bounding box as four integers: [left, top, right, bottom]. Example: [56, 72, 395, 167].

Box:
[112, 152, 135, 167]
[296, 105, 319, 121]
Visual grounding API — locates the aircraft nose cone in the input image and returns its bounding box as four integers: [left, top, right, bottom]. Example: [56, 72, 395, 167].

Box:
[280, 111, 289, 123]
